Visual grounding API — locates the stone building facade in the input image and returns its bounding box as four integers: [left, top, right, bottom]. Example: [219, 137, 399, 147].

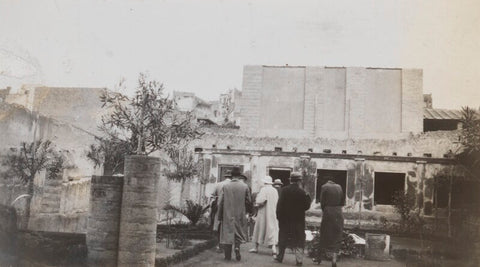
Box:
[194, 65, 458, 220]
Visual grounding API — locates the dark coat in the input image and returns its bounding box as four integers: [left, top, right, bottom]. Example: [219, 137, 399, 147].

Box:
[276, 183, 311, 248]
[319, 181, 344, 252]
[218, 179, 252, 245]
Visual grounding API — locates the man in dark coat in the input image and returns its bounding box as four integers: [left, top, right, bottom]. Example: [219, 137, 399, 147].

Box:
[218, 167, 252, 261]
[210, 171, 232, 252]
[275, 172, 311, 266]
[319, 177, 344, 267]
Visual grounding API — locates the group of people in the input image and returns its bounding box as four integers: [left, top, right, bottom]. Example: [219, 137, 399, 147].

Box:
[210, 166, 344, 267]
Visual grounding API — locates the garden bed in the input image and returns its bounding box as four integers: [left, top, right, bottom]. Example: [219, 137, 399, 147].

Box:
[155, 238, 215, 267]
[155, 224, 216, 267]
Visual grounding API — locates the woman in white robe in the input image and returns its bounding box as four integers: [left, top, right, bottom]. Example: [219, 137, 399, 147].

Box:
[249, 176, 279, 255]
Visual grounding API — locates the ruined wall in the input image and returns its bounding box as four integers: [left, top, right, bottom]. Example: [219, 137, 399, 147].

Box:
[240, 65, 423, 139]
[28, 178, 91, 233]
[194, 129, 459, 159]
[197, 150, 453, 216]
[0, 102, 98, 233]
[191, 129, 458, 217]
[5, 86, 105, 135]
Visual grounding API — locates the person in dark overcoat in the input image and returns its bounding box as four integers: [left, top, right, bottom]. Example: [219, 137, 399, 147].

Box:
[218, 167, 252, 261]
[210, 171, 231, 252]
[318, 176, 344, 267]
[274, 172, 311, 266]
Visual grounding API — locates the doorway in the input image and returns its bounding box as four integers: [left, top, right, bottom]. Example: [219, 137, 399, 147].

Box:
[316, 169, 347, 203]
[268, 168, 292, 187]
[374, 172, 405, 205]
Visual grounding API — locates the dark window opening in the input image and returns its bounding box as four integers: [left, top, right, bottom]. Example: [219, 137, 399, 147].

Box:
[269, 168, 291, 187]
[424, 119, 459, 132]
[218, 165, 244, 182]
[374, 172, 405, 205]
[434, 179, 449, 208]
[316, 169, 347, 203]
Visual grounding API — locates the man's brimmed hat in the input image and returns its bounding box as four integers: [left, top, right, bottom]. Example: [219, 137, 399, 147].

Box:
[231, 166, 242, 176]
[290, 172, 302, 181]
[273, 179, 283, 186]
[224, 170, 232, 178]
[239, 174, 248, 181]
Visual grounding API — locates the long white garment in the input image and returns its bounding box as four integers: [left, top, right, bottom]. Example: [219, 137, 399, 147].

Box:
[252, 185, 279, 246]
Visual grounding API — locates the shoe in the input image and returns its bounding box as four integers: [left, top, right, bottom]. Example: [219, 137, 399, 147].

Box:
[332, 262, 337, 267]
[249, 248, 258, 253]
[273, 256, 282, 263]
[235, 248, 241, 261]
[296, 262, 303, 266]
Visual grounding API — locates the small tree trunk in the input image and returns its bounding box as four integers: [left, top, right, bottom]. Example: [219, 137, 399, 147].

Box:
[23, 178, 35, 229]
[434, 177, 438, 231]
[136, 94, 148, 154]
[180, 179, 186, 202]
[448, 175, 453, 238]
[198, 182, 203, 204]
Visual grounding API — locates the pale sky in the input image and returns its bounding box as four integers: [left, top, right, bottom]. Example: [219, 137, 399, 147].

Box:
[1, 0, 479, 109]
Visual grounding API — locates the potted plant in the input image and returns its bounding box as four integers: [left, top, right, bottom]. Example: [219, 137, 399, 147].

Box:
[86, 73, 202, 266]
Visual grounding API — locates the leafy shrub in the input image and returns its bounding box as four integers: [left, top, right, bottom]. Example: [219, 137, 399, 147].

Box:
[392, 190, 426, 234]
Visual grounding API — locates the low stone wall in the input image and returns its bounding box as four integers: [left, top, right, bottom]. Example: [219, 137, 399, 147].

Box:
[18, 230, 87, 266]
[0, 204, 18, 265]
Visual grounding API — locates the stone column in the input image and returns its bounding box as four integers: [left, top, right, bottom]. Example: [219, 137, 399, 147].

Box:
[416, 160, 427, 215]
[249, 152, 261, 193]
[118, 155, 161, 267]
[86, 175, 124, 267]
[200, 152, 212, 203]
[354, 158, 366, 212]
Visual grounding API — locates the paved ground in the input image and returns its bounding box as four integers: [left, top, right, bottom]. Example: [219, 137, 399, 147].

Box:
[171, 242, 407, 267]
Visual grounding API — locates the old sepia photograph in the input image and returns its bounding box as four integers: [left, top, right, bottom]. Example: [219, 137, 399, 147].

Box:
[1, 0, 479, 266]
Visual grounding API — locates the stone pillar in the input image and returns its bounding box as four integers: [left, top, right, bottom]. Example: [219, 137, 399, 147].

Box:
[250, 152, 261, 193]
[200, 152, 212, 203]
[354, 158, 366, 212]
[118, 155, 160, 267]
[86, 175, 124, 267]
[416, 160, 427, 215]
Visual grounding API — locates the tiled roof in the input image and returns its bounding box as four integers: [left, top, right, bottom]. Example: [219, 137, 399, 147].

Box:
[424, 108, 462, 120]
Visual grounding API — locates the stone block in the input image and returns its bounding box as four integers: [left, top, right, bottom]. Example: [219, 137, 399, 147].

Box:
[86, 175, 123, 267]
